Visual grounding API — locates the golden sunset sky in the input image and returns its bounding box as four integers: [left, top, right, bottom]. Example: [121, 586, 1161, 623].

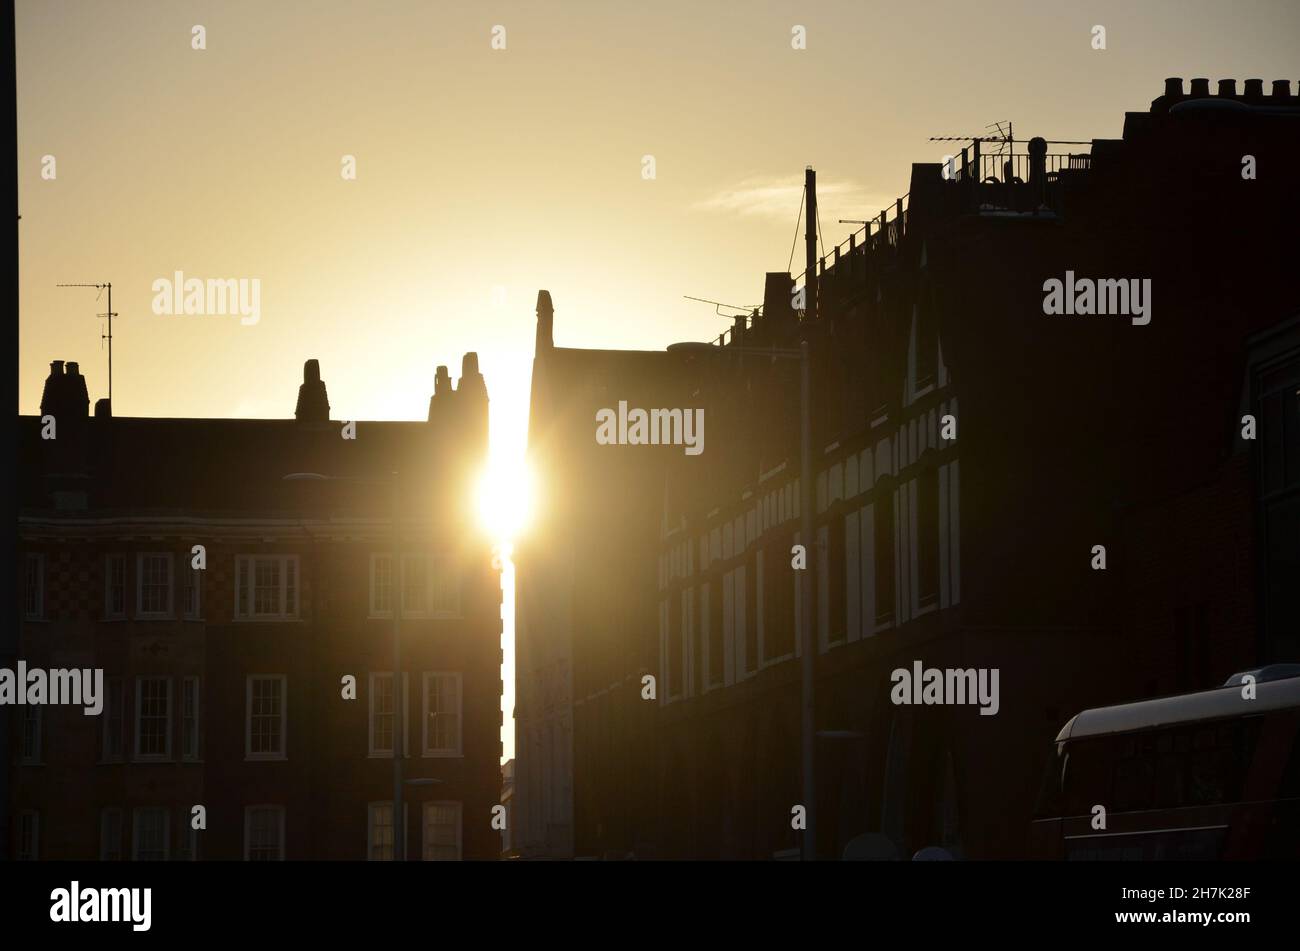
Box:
[17, 0, 1300, 761]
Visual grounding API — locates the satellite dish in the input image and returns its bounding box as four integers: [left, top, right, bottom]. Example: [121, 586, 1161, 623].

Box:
[912, 846, 955, 861]
[842, 833, 900, 861]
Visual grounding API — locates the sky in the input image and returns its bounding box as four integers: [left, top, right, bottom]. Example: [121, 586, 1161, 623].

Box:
[17, 0, 1300, 762]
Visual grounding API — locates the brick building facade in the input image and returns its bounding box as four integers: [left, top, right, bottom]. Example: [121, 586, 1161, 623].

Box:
[13, 356, 504, 860]
[516, 78, 1299, 859]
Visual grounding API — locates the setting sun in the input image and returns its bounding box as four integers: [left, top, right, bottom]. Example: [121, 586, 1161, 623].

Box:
[477, 456, 535, 550]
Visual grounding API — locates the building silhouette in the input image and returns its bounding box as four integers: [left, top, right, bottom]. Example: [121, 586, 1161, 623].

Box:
[14, 356, 503, 860]
[515, 79, 1300, 858]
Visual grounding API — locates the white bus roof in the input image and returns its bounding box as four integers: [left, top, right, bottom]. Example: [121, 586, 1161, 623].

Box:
[1057, 675, 1300, 742]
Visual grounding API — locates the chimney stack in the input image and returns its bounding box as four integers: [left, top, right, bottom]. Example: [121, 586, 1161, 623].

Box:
[763, 272, 796, 338]
[38, 357, 91, 479]
[294, 359, 331, 422]
[535, 290, 554, 354]
[1028, 137, 1048, 207]
[455, 352, 489, 461]
[40, 358, 89, 419]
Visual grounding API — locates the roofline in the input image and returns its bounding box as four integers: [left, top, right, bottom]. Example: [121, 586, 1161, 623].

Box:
[1057, 676, 1300, 742]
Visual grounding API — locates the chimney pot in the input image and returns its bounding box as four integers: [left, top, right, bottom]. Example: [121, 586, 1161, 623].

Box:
[1163, 77, 1184, 98]
[294, 358, 330, 422]
[462, 352, 480, 378]
[535, 290, 554, 352]
[1272, 79, 1292, 98]
[1244, 78, 1264, 98]
[95, 398, 111, 418]
[732, 314, 746, 345]
[1217, 79, 1236, 97]
[1189, 78, 1210, 97]
[50, 360, 64, 376]
[435, 365, 451, 395]
[67, 361, 80, 376]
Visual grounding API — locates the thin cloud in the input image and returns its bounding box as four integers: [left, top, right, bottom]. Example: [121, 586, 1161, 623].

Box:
[694, 175, 894, 223]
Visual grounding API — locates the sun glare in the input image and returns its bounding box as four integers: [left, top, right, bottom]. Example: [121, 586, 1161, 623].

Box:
[477, 457, 534, 550]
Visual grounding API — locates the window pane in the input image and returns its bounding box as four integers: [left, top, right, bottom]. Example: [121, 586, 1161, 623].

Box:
[18, 813, 38, 860]
[184, 568, 200, 617]
[250, 678, 283, 755]
[24, 555, 40, 617]
[423, 803, 460, 861]
[108, 555, 126, 615]
[373, 556, 392, 614]
[237, 557, 249, 616]
[403, 556, 426, 614]
[104, 678, 124, 759]
[427, 674, 460, 753]
[286, 558, 297, 616]
[101, 809, 123, 861]
[134, 808, 168, 861]
[22, 706, 40, 760]
[254, 559, 281, 615]
[431, 557, 457, 614]
[372, 675, 394, 753]
[182, 679, 199, 759]
[141, 554, 170, 613]
[138, 679, 169, 757]
[247, 807, 282, 861]
[370, 804, 393, 861]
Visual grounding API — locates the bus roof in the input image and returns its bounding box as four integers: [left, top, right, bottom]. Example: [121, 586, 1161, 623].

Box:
[1056, 674, 1300, 743]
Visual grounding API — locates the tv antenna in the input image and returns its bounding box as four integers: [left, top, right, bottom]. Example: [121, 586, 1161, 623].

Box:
[683, 295, 760, 319]
[57, 282, 116, 404]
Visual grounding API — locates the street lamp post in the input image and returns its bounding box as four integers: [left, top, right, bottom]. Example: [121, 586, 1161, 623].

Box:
[668, 339, 817, 860]
[283, 471, 406, 861]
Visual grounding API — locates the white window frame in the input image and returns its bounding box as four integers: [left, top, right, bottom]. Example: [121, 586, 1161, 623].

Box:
[136, 552, 174, 618]
[20, 705, 41, 764]
[100, 807, 123, 861]
[368, 672, 410, 757]
[421, 672, 463, 757]
[428, 553, 460, 618]
[243, 805, 286, 861]
[102, 676, 125, 761]
[422, 800, 463, 861]
[17, 811, 39, 861]
[23, 553, 43, 620]
[104, 553, 127, 619]
[178, 821, 199, 862]
[131, 806, 170, 861]
[234, 554, 300, 620]
[181, 676, 201, 761]
[401, 553, 429, 617]
[245, 675, 288, 761]
[367, 801, 408, 861]
[371, 553, 445, 619]
[182, 564, 202, 619]
[369, 553, 396, 618]
[133, 676, 172, 761]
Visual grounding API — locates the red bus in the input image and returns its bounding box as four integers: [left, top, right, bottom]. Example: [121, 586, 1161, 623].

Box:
[1031, 667, 1300, 859]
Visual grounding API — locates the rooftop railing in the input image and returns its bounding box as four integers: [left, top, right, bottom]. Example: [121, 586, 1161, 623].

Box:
[710, 139, 1092, 345]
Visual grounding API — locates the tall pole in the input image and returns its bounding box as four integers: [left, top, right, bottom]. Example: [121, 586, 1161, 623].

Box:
[105, 282, 112, 405]
[799, 340, 816, 861]
[800, 164, 818, 861]
[392, 473, 404, 861]
[805, 167, 817, 322]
